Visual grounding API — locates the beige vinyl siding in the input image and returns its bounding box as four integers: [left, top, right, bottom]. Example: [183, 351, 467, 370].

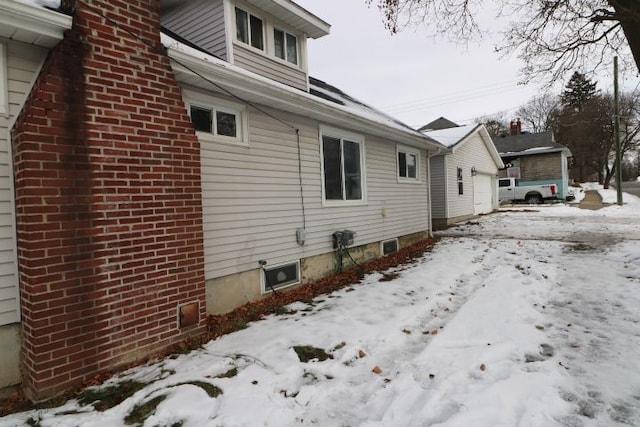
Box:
[0, 40, 47, 325]
[233, 44, 306, 90]
[447, 134, 498, 219]
[429, 155, 447, 219]
[200, 102, 430, 279]
[520, 153, 563, 181]
[162, 0, 228, 60]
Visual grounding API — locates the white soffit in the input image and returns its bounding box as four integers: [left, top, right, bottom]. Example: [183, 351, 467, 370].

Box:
[0, 0, 71, 47]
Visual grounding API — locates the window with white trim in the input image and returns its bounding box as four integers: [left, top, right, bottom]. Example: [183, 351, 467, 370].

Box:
[273, 28, 298, 65]
[0, 43, 7, 115]
[235, 7, 264, 50]
[321, 127, 365, 203]
[186, 91, 248, 145]
[457, 166, 464, 195]
[262, 261, 300, 293]
[397, 145, 420, 181]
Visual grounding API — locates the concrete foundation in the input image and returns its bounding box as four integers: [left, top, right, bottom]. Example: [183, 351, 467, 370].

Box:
[398, 231, 429, 248]
[205, 232, 429, 316]
[0, 323, 21, 389]
[206, 268, 262, 315]
[432, 214, 478, 230]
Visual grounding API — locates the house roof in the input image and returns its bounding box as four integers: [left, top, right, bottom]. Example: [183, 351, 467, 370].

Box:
[423, 123, 476, 148]
[161, 32, 445, 151]
[424, 124, 504, 168]
[491, 132, 572, 157]
[416, 117, 460, 132]
[2, 0, 71, 47]
[309, 77, 423, 136]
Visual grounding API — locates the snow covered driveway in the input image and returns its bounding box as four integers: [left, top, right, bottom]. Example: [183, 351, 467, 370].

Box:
[2, 200, 640, 427]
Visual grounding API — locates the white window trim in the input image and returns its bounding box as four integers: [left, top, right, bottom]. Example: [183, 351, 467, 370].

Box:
[184, 89, 249, 146]
[319, 125, 367, 207]
[272, 26, 299, 66]
[397, 144, 421, 183]
[234, 5, 265, 53]
[0, 43, 7, 116]
[261, 260, 301, 294]
[232, 2, 304, 70]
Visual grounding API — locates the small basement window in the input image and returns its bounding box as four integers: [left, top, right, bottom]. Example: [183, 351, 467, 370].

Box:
[263, 261, 300, 293]
[381, 238, 398, 256]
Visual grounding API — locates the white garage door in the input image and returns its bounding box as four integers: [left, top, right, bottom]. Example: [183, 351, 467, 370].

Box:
[473, 174, 494, 215]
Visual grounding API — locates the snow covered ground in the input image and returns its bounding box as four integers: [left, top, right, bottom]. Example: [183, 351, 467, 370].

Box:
[2, 188, 640, 427]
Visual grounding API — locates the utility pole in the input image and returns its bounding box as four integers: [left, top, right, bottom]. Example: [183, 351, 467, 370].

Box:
[614, 56, 623, 206]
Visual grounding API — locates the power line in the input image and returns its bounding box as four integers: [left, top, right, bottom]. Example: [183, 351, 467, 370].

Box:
[381, 79, 525, 112]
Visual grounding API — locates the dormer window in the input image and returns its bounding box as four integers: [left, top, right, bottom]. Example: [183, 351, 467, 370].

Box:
[274, 28, 298, 65]
[235, 7, 264, 50]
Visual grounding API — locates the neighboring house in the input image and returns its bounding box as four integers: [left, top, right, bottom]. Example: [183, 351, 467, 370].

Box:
[417, 116, 460, 132]
[491, 121, 572, 200]
[1, 0, 444, 399]
[421, 120, 504, 228]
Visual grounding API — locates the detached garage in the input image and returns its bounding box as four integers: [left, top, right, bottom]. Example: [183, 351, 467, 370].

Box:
[419, 120, 504, 228]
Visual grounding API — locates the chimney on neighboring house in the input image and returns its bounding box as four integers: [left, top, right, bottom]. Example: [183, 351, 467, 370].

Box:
[509, 118, 522, 135]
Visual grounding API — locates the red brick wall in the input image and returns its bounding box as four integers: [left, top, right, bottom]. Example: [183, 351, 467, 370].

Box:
[12, 0, 206, 400]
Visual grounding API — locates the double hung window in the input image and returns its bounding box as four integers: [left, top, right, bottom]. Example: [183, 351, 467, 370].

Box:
[236, 7, 264, 50]
[273, 29, 298, 65]
[397, 145, 420, 181]
[321, 128, 365, 203]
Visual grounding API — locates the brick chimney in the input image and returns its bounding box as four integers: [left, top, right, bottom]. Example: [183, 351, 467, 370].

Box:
[12, 0, 206, 400]
[509, 118, 522, 135]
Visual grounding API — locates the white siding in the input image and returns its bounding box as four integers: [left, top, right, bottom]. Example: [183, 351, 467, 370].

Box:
[429, 155, 447, 219]
[447, 134, 498, 219]
[0, 40, 47, 325]
[200, 100, 430, 279]
[233, 44, 307, 90]
[162, 0, 228, 60]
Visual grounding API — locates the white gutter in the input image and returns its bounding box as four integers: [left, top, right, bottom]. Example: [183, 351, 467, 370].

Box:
[1, 0, 72, 46]
[165, 44, 445, 152]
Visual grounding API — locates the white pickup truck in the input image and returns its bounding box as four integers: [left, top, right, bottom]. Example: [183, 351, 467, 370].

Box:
[498, 178, 559, 204]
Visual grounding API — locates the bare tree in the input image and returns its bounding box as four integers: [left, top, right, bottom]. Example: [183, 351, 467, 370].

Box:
[368, 0, 640, 82]
[515, 93, 561, 133]
[475, 114, 508, 135]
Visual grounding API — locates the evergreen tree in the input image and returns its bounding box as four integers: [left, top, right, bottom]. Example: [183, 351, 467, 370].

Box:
[560, 72, 598, 109]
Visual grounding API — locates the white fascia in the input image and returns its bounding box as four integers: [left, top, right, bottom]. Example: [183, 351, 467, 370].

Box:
[166, 46, 444, 151]
[0, 0, 72, 47]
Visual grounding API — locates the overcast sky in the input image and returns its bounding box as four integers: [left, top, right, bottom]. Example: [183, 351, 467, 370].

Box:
[295, 1, 629, 130]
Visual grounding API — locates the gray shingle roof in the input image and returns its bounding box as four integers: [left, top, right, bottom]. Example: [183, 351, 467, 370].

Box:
[491, 132, 570, 156]
[416, 117, 460, 132]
